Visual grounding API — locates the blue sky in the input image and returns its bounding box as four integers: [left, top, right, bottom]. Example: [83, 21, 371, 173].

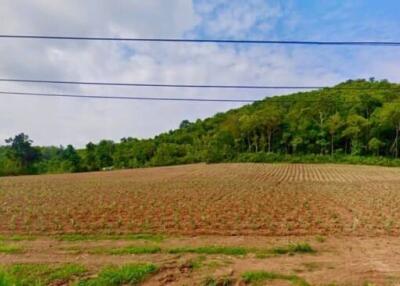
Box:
[192, 1, 400, 40]
[0, 0, 399, 146]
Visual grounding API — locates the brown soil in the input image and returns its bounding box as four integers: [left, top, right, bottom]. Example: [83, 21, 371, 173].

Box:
[1, 163, 400, 236]
[1, 163, 400, 284]
[1, 236, 400, 285]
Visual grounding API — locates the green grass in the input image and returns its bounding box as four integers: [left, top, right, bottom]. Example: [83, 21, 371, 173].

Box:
[269, 243, 315, 255]
[0, 263, 87, 286]
[203, 276, 218, 286]
[235, 153, 400, 168]
[77, 263, 157, 286]
[302, 262, 322, 272]
[185, 255, 207, 270]
[0, 243, 23, 254]
[241, 271, 310, 286]
[0, 272, 12, 286]
[0, 235, 36, 242]
[0, 263, 157, 286]
[203, 275, 234, 286]
[168, 243, 314, 257]
[168, 246, 249, 256]
[91, 245, 161, 255]
[315, 235, 326, 243]
[56, 233, 164, 242]
[84, 243, 314, 257]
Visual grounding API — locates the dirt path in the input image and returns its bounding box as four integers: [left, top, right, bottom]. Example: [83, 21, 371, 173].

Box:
[1, 235, 400, 285]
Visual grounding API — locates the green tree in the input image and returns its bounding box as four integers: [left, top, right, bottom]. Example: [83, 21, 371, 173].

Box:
[85, 142, 98, 171]
[150, 143, 187, 166]
[326, 113, 344, 155]
[2, 79, 400, 177]
[376, 103, 400, 158]
[96, 140, 115, 168]
[206, 131, 235, 163]
[239, 114, 254, 152]
[179, 120, 191, 129]
[368, 138, 384, 156]
[342, 115, 369, 155]
[256, 105, 282, 153]
[5, 133, 40, 171]
[61, 145, 81, 172]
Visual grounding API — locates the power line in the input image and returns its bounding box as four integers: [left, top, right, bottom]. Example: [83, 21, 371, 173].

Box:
[0, 90, 255, 103]
[0, 34, 399, 46]
[0, 90, 398, 104]
[0, 78, 324, 90]
[0, 78, 399, 90]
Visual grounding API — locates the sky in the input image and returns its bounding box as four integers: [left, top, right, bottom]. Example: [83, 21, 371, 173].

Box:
[1, 0, 400, 147]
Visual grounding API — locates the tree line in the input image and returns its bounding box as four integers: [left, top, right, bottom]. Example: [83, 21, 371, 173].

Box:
[2, 79, 400, 176]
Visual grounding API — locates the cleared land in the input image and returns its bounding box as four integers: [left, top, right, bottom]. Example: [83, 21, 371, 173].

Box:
[1, 163, 400, 235]
[1, 163, 400, 285]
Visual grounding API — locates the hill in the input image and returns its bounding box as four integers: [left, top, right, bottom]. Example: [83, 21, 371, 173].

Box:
[2, 78, 400, 176]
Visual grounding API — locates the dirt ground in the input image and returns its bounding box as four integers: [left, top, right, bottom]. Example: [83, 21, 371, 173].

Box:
[1, 235, 400, 285]
[1, 163, 400, 236]
[1, 163, 400, 285]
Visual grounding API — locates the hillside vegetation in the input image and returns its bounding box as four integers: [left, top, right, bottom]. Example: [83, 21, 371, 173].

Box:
[2, 78, 400, 176]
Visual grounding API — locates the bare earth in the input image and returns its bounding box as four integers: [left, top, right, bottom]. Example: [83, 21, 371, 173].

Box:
[1, 236, 400, 285]
[1, 163, 400, 285]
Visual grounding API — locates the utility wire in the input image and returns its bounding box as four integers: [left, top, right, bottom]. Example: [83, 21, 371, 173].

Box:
[0, 90, 398, 104]
[0, 78, 324, 90]
[0, 90, 255, 103]
[0, 78, 399, 90]
[0, 34, 399, 46]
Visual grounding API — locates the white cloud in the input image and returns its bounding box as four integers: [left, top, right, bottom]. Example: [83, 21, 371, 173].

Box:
[192, 0, 283, 38]
[0, 1, 399, 147]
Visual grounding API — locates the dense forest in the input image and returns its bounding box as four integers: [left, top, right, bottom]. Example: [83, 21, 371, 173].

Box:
[2, 79, 400, 176]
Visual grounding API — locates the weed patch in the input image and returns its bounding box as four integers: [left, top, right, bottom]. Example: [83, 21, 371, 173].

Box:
[242, 270, 310, 286]
[57, 233, 164, 242]
[0, 235, 36, 242]
[78, 263, 157, 286]
[315, 235, 326, 243]
[269, 243, 315, 255]
[0, 263, 87, 285]
[168, 246, 248, 256]
[203, 275, 234, 286]
[0, 243, 23, 254]
[91, 245, 161, 255]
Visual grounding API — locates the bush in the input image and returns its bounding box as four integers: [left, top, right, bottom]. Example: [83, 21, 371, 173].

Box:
[234, 152, 400, 167]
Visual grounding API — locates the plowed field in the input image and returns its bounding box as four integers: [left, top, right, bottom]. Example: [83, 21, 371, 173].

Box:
[1, 163, 399, 236]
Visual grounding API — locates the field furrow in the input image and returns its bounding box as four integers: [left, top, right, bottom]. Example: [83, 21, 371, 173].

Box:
[0, 163, 399, 236]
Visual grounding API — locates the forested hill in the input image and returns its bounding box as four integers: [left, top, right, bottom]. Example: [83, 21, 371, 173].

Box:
[2, 78, 400, 176]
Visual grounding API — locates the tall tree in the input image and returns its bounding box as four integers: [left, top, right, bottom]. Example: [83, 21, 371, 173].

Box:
[326, 113, 344, 155]
[96, 140, 115, 168]
[85, 142, 98, 171]
[61, 145, 81, 172]
[342, 115, 369, 155]
[256, 105, 282, 153]
[376, 103, 400, 158]
[5, 133, 40, 170]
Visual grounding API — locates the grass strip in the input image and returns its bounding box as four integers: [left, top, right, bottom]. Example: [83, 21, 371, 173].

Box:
[242, 270, 310, 286]
[269, 243, 315, 255]
[0, 263, 87, 286]
[168, 246, 249, 256]
[168, 243, 314, 256]
[0, 243, 23, 254]
[0, 235, 36, 242]
[78, 263, 157, 286]
[70, 242, 315, 257]
[57, 233, 164, 242]
[90, 245, 161, 255]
